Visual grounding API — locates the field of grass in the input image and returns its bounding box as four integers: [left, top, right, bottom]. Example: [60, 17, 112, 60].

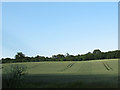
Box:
[2, 59, 119, 88]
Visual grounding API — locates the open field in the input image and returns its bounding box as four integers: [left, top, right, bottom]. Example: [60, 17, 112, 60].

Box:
[2, 59, 119, 88]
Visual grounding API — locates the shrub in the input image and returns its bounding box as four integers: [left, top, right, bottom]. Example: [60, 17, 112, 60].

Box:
[3, 64, 27, 88]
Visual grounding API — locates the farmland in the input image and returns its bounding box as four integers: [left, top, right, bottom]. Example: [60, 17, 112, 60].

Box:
[2, 59, 119, 88]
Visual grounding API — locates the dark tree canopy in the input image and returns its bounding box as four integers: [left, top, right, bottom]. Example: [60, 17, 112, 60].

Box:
[15, 52, 25, 59]
[93, 49, 101, 54]
[1, 49, 120, 63]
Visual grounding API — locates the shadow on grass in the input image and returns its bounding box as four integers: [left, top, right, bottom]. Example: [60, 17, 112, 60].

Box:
[20, 74, 119, 88]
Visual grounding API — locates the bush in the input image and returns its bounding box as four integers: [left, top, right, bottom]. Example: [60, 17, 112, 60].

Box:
[3, 64, 27, 88]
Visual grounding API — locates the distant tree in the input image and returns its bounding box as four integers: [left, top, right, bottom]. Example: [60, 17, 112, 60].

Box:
[93, 49, 102, 59]
[93, 49, 101, 54]
[85, 52, 94, 60]
[57, 54, 65, 58]
[52, 54, 65, 61]
[15, 52, 25, 61]
[66, 53, 70, 57]
[24, 57, 31, 62]
[66, 55, 75, 61]
[115, 50, 120, 58]
[2, 49, 120, 63]
[45, 57, 50, 61]
[52, 55, 57, 59]
[2, 58, 13, 63]
[34, 55, 40, 62]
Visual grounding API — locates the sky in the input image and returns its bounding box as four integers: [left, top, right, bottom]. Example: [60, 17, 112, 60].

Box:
[2, 2, 118, 58]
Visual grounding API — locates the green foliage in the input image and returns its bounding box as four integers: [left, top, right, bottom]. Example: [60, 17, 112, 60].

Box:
[1, 49, 120, 63]
[93, 49, 101, 54]
[15, 52, 25, 60]
[3, 64, 27, 88]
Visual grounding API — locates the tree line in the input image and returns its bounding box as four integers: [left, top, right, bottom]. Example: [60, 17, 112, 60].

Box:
[1, 49, 120, 63]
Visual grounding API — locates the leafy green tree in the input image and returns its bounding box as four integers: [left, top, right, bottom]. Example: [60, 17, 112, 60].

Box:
[66, 53, 70, 57]
[66, 55, 75, 61]
[93, 49, 102, 59]
[85, 52, 94, 60]
[2, 50, 120, 63]
[15, 52, 26, 62]
[93, 49, 101, 54]
[52, 54, 65, 61]
[15, 52, 25, 59]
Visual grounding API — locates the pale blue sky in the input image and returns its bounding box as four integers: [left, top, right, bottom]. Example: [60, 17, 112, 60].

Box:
[2, 2, 118, 58]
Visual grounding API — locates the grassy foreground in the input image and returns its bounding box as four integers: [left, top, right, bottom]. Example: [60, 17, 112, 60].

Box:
[2, 59, 119, 88]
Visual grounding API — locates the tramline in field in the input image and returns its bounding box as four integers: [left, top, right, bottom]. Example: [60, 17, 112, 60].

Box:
[2, 59, 119, 88]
